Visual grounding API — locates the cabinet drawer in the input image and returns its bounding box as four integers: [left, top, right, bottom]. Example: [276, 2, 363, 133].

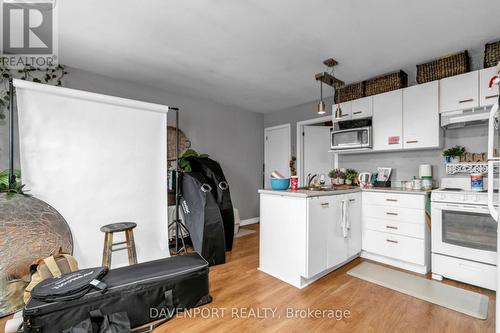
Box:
[362, 229, 425, 265]
[363, 204, 425, 224]
[364, 217, 425, 238]
[432, 253, 496, 290]
[362, 192, 425, 210]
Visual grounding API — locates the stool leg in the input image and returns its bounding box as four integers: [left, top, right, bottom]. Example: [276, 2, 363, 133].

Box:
[126, 229, 138, 265]
[102, 232, 113, 268]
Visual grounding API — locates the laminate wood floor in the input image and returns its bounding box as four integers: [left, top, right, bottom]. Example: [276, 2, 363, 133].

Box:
[1, 224, 495, 333]
[155, 224, 495, 333]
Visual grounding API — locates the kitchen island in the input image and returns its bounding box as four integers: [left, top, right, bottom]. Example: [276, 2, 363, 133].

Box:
[258, 188, 361, 288]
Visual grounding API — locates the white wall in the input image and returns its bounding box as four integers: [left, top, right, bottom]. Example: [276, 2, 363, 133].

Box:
[0, 67, 264, 220]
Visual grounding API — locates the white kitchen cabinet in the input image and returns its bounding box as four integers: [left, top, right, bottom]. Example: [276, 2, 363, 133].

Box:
[346, 192, 362, 257]
[439, 71, 479, 112]
[259, 190, 362, 288]
[373, 89, 403, 151]
[306, 197, 330, 278]
[361, 191, 430, 274]
[326, 195, 348, 268]
[351, 96, 373, 119]
[403, 81, 441, 149]
[480, 66, 500, 107]
[333, 101, 352, 122]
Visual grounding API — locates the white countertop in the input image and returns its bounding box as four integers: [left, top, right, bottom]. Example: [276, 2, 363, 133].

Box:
[362, 187, 432, 195]
[259, 186, 430, 197]
[258, 187, 361, 198]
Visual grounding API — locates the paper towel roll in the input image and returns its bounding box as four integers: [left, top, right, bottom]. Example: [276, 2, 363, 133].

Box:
[419, 164, 432, 178]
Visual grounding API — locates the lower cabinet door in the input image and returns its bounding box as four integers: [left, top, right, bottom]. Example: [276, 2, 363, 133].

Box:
[346, 193, 362, 257]
[327, 195, 348, 268]
[305, 197, 329, 278]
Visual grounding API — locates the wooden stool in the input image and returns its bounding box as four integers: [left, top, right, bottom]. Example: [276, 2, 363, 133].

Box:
[100, 222, 138, 267]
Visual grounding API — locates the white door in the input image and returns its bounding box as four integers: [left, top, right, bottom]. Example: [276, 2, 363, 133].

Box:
[303, 125, 333, 186]
[351, 96, 373, 119]
[403, 81, 440, 149]
[264, 124, 291, 188]
[440, 71, 479, 112]
[346, 193, 362, 257]
[480, 67, 500, 107]
[327, 195, 348, 268]
[305, 197, 330, 278]
[373, 89, 403, 150]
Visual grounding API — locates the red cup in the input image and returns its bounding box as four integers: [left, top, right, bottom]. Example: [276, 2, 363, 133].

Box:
[290, 176, 299, 191]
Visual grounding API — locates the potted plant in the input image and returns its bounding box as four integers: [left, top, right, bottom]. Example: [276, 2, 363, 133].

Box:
[328, 169, 339, 185]
[345, 169, 357, 185]
[442, 146, 465, 164]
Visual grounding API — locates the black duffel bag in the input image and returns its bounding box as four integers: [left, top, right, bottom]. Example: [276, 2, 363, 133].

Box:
[31, 267, 108, 302]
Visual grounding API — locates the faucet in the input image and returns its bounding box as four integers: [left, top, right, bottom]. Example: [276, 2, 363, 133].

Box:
[307, 173, 318, 188]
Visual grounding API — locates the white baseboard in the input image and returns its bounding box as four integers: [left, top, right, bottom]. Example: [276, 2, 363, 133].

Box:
[240, 217, 260, 226]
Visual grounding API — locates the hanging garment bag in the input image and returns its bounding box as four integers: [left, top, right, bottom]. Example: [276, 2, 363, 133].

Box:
[180, 172, 226, 265]
[186, 157, 235, 251]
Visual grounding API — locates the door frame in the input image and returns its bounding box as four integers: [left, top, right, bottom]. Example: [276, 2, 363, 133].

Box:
[297, 116, 337, 187]
[264, 123, 291, 187]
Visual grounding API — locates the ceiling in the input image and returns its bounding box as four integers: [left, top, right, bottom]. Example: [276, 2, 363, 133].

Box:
[59, 0, 500, 113]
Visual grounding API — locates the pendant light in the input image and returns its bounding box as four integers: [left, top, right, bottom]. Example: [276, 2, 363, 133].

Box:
[334, 103, 343, 120]
[317, 79, 326, 114]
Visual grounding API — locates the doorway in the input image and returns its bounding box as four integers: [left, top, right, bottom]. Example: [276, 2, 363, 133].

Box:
[264, 124, 291, 188]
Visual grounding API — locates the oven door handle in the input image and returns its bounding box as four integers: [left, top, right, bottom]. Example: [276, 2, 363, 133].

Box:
[434, 203, 490, 213]
[488, 161, 499, 222]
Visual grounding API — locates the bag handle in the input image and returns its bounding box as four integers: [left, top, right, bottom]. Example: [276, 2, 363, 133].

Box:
[43, 256, 62, 277]
[61, 254, 79, 272]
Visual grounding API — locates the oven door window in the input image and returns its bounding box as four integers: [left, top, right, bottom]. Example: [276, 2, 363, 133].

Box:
[442, 210, 497, 252]
[333, 130, 367, 147]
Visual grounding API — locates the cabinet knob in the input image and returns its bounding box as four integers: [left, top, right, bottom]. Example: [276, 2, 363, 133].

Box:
[353, 111, 362, 115]
[386, 212, 398, 216]
[386, 225, 398, 230]
[406, 140, 418, 144]
[386, 199, 398, 202]
[386, 239, 399, 244]
[320, 203, 329, 208]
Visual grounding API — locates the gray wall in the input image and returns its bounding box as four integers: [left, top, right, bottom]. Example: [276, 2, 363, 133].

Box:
[264, 97, 488, 184]
[0, 67, 264, 219]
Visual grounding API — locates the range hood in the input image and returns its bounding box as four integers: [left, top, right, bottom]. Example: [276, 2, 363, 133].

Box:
[441, 107, 491, 129]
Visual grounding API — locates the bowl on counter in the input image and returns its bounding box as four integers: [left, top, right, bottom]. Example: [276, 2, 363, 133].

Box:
[270, 177, 290, 190]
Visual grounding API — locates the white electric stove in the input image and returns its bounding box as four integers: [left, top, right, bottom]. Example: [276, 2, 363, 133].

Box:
[431, 177, 498, 290]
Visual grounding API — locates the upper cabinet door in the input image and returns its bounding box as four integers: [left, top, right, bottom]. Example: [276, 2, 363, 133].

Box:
[351, 96, 373, 119]
[480, 67, 500, 107]
[439, 71, 479, 112]
[403, 81, 440, 149]
[333, 101, 352, 122]
[373, 89, 403, 151]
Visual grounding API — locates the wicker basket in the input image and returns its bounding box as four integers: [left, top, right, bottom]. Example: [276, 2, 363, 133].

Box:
[334, 82, 365, 104]
[485, 41, 500, 68]
[416, 51, 469, 84]
[364, 71, 408, 96]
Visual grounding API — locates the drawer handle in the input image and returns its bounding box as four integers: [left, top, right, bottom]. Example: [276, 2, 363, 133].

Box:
[406, 140, 418, 144]
[353, 111, 362, 115]
[349, 198, 356, 202]
[386, 212, 398, 216]
[386, 225, 398, 230]
[458, 98, 474, 103]
[486, 94, 499, 99]
[386, 199, 398, 202]
[386, 239, 399, 244]
[321, 203, 329, 208]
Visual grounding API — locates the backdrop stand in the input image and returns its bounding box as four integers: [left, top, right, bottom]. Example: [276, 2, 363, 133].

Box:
[168, 107, 189, 255]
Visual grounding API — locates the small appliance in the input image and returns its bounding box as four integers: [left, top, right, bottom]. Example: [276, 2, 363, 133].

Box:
[358, 172, 372, 189]
[330, 118, 372, 151]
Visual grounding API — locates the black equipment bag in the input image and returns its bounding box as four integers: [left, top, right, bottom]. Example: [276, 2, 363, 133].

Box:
[31, 267, 108, 302]
[23, 253, 212, 333]
[186, 157, 235, 251]
[180, 172, 226, 266]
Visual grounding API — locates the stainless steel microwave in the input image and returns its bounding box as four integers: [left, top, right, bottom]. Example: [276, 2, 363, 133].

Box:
[330, 118, 372, 151]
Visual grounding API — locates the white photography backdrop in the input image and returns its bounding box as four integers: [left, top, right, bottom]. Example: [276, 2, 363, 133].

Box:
[14, 79, 169, 268]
